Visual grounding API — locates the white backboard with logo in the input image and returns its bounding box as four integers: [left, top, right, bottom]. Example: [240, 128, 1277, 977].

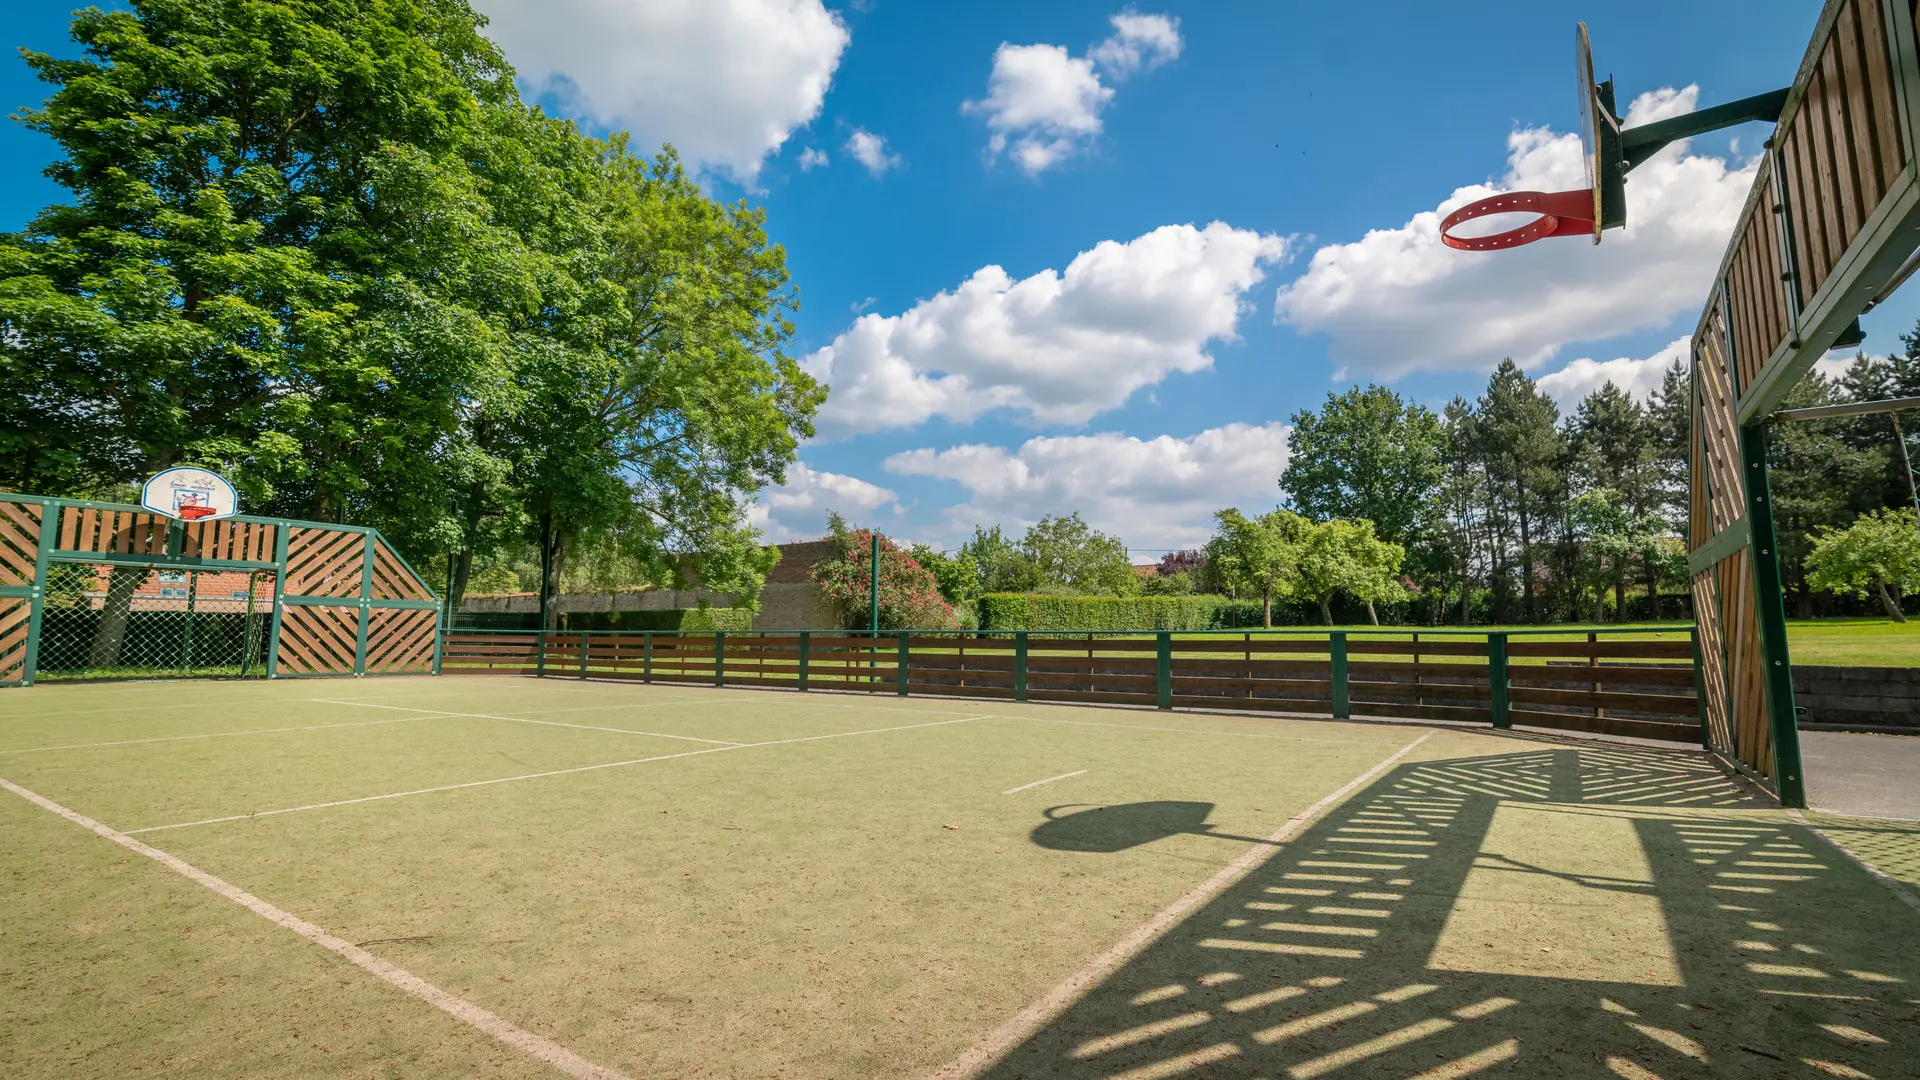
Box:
[141, 467, 239, 521]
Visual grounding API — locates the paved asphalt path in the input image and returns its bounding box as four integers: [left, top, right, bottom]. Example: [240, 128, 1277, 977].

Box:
[1802, 730, 1920, 819]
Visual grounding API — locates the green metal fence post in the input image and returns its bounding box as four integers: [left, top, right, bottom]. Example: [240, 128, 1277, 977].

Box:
[181, 571, 198, 672]
[1330, 632, 1350, 720]
[643, 632, 653, 683]
[714, 631, 726, 686]
[353, 532, 375, 676]
[265, 525, 291, 678]
[798, 631, 810, 691]
[535, 630, 547, 677]
[1740, 423, 1806, 807]
[1488, 632, 1511, 729]
[1690, 625, 1712, 750]
[579, 630, 588, 678]
[1156, 632, 1172, 710]
[20, 500, 58, 686]
[1014, 632, 1029, 702]
[897, 631, 910, 696]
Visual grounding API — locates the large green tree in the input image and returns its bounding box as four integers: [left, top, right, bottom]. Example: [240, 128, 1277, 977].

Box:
[1280, 385, 1444, 545]
[1205, 508, 1298, 627]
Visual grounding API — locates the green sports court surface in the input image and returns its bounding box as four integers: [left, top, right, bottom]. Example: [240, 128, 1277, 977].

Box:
[3, 676, 1918, 1080]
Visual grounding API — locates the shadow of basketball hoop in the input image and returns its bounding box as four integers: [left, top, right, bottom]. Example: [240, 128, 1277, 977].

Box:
[1031, 802, 1275, 854]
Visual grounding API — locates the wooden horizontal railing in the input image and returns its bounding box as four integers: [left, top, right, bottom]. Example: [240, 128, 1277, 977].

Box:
[439, 627, 1708, 745]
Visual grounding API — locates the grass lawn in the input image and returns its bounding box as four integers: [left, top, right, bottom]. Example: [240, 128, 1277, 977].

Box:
[4, 675, 1918, 1079]
[1785, 616, 1920, 666]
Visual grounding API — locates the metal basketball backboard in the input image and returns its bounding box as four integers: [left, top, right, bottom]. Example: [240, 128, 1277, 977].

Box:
[141, 467, 239, 521]
[1576, 23, 1625, 239]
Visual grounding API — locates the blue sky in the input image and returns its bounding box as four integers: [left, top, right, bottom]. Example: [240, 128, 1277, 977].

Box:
[1, 1, 1903, 555]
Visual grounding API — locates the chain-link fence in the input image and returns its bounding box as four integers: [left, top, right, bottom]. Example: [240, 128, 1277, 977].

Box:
[36, 563, 275, 680]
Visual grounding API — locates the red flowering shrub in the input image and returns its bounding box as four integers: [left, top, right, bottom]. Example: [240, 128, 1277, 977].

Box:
[810, 516, 958, 631]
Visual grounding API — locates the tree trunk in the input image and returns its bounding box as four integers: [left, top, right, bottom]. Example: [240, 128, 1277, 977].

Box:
[1319, 595, 1333, 626]
[88, 565, 152, 668]
[1613, 576, 1626, 623]
[1880, 580, 1909, 623]
[1517, 503, 1536, 623]
[1366, 599, 1379, 626]
[1262, 591, 1272, 628]
[450, 547, 474, 613]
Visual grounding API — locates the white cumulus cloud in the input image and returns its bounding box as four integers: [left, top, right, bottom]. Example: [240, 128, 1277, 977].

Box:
[802, 222, 1289, 438]
[1537, 337, 1689, 409]
[476, 0, 849, 182]
[797, 147, 829, 171]
[1275, 86, 1755, 379]
[844, 129, 901, 176]
[885, 422, 1291, 550]
[963, 9, 1181, 174]
[747, 462, 900, 543]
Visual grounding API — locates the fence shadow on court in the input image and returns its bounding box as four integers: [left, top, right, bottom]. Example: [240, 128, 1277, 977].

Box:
[982, 745, 1920, 1079]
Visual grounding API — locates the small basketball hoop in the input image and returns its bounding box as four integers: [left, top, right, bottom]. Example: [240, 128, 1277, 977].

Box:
[177, 504, 217, 521]
[1440, 189, 1599, 251]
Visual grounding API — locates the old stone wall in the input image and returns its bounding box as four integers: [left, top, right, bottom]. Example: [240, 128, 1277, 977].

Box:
[1794, 665, 1920, 732]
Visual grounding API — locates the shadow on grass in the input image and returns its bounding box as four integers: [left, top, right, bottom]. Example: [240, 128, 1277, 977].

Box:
[981, 744, 1920, 1079]
[1034, 802, 1278, 853]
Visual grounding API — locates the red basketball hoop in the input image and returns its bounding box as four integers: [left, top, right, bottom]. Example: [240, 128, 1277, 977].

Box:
[1439, 189, 1599, 251]
[177, 504, 217, 520]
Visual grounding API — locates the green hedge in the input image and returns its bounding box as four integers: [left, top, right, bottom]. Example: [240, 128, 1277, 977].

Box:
[977, 594, 1270, 632]
[556, 608, 754, 632]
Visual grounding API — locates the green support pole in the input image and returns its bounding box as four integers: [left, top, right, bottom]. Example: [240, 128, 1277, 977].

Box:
[714, 631, 726, 686]
[1690, 626, 1713, 750]
[265, 525, 291, 678]
[1330, 632, 1349, 720]
[579, 630, 588, 678]
[1014, 632, 1028, 702]
[20, 501, 58, 686]
[897, 631, 909, 697]
[798, 631, 810, 691]
[643, 632, 653, 683]
[869, 533, 880, 635]
[535, 630, 547, 677]
[1488, 632, 1510, 729]
[181, 571, 198, 672]
[353, 532, 375, 676]
[1156, 632, 1172, 710]
[1740, 423, 1806, 808]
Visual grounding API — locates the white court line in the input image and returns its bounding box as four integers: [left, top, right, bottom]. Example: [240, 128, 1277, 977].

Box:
[0, 777, 632, 1080]
[0, 714, 455, 757]
[1790, 809, 1920, 915]
[312, 700, 742, 745]
[929, 730, 1434, 1080]
[127, 715, 991, 834]
[1002, 770, 1088, 795]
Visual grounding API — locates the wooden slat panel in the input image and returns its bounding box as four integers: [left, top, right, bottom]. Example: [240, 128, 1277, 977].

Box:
[1821, 34, 1864, 244]
[1508, 685, 1699, 716]
[285, 528, 365, 597]
[0, 598, 29, 683]
[1508, 664, 1698, 689]
[1695, 325, 1747, 533]
[1692, 570, 1736, 752]
[365, 609, 436, 673]
[278, 605, 361, 675]
[1505, 640, 1693, 659]
[1509, 709, 1699, 744]
[1860, 0, 1905, 185]
[369, 541, 430, 601]
[1787, 113, 1829, 291]
[0, 501, 41, 586]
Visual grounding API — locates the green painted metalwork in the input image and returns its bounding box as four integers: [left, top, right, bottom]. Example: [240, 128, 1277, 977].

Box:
[1155, 632, 1172, 710]
[1330, 633, 1349, 720]
[714, 631, 726, 686]
[1488, 633, 1511, 729]
[535, 631, 548, 677]
[1739, 423, 1807, 808]
[1014, 632, 1028, 701]
[579, 631, 589, 678]
[798, 631, 810, 691]
[352, 533, 375, 676]
[869, 533, 879, 635]
[265, 525, 291, 678]
[1685, 516, 1749, 578]
[644, 632, 654, 683]
[897, 632, 909, 696]
[20, 500, 57, 686]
